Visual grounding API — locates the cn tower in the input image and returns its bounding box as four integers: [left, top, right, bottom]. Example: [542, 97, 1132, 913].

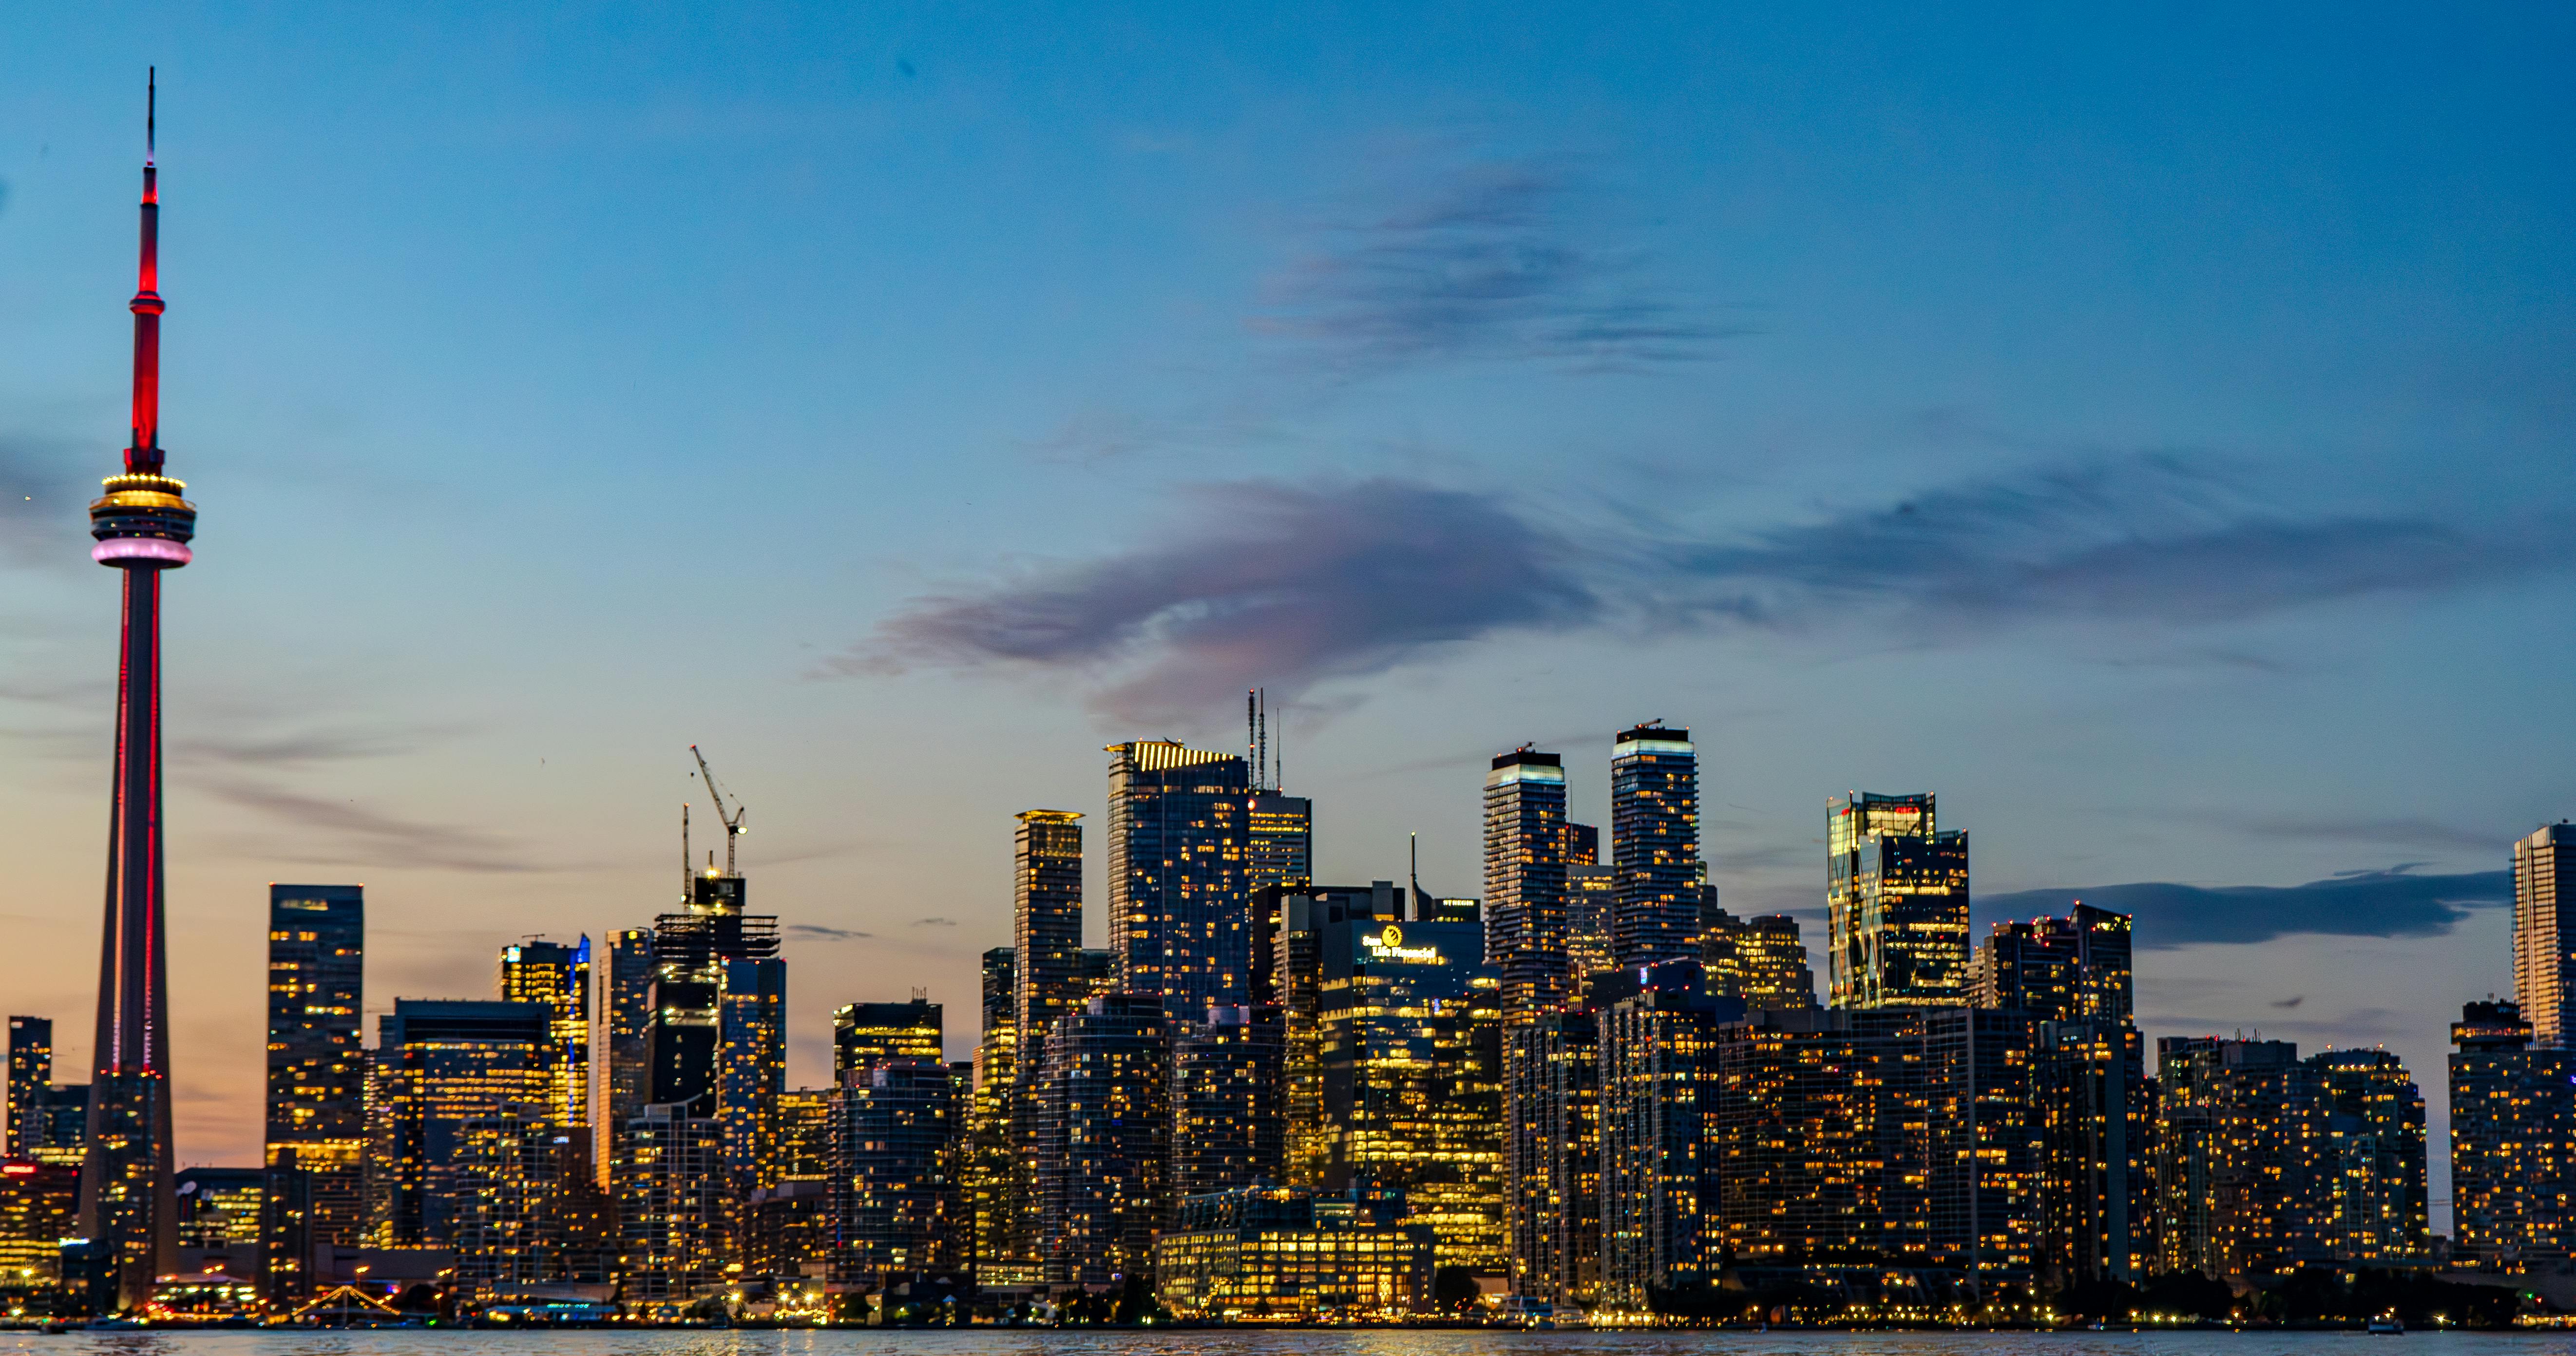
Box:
[79, 71, 192, 1309]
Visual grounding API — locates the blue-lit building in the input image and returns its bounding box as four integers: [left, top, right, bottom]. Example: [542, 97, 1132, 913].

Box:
[1610, 725, 1702, 968]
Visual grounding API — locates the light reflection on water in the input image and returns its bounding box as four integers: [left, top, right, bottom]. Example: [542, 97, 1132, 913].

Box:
[7, 1333, 2576, 1356]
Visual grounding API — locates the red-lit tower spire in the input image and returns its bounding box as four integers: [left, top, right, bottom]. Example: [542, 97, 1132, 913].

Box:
[79, 68, 191, 1310]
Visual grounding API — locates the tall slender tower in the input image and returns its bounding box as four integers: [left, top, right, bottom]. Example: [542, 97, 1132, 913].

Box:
[81, 73, 193, 1310]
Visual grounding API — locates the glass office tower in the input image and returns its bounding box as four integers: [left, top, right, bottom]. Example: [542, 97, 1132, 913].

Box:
[1827, 792, 1971, 1009]
[1610, 725, 1702, 968]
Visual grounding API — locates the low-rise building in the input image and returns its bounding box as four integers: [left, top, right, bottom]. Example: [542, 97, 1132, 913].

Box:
[1154, 1186, 1432, 1321]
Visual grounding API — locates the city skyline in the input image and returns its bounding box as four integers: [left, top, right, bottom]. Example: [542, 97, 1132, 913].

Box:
[0, 4, 2566, 1239]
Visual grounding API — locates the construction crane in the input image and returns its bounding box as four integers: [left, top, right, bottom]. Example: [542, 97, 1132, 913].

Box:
[690, 744, 747, 876]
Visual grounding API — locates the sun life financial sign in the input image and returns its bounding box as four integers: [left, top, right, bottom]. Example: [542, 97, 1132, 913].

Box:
[1362, 924, 1444, 965]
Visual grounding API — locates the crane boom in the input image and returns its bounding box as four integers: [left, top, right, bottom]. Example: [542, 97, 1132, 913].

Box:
[690, 744, 748, 875]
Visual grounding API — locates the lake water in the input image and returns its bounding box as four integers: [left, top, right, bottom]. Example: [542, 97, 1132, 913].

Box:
[2, 1333, 2574, 1356]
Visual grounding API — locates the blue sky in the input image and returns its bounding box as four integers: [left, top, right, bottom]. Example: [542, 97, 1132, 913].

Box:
[1, 5, 2570, 1215]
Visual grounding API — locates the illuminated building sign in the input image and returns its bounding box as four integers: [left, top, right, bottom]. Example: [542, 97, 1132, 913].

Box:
[1362, 925, 1445, 965]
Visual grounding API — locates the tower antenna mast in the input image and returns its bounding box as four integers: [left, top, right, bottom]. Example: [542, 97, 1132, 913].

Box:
[690, 745, 747, 875]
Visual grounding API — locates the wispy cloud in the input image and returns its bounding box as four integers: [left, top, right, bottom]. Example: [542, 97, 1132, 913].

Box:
[911, 917, 957, 928]
[846, 455, 2574, 722]
[840, 478, 1595, 724]
[202, 781, 548, 874]
[1252, 158, 1739, 376]
[175, 726, 441, 768]
[786, 923, 872, 941]
[1977, 866, 2510, 950]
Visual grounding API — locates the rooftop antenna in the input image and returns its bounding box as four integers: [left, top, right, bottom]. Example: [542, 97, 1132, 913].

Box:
[1258, 689, 1269, 792]
[147, 67, 155, 165]
[1247, 689, 1257, 785]
[1410, 831, 1424, 915]
[681, 803, 691, 895]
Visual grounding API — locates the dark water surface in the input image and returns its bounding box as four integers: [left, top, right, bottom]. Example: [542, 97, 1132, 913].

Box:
[1, 1334, 2571, 1356]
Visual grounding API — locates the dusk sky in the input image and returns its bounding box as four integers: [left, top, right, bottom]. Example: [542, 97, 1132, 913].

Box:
[3, 6, 2571, 1222]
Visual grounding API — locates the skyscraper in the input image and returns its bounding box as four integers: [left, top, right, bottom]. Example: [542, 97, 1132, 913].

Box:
[1013, 810, 1085, 1076]
[498, 936, 591, 1130]
[82, 79, 195, 1308]
[2309, 1049, 2429, 1262]
[2154, 1036, 2321, 1280]
[2514, 823, 2576, 1046]
[1106, 740, 1253, 1011]
[1610, 725, 1702, 968]
[1827, 792, 1971, 1009]
[1246, 792, 1315, 897]
[830, 1061, 964, 1293]
[261, 884, 365, 1298]
[1483, 747, 1571, 1021]
[594, 928, 655, 1185]
[641, 867, 783, 1192]
[1038, 992, 1172, 1288]
[366, 1000, 555, 1247]
[2447, 1000, 2576, 1267]
[1598, 961, 1741, 1311]
[6, 1018, 49, 1161]
[1975, 903, 2133, 1023]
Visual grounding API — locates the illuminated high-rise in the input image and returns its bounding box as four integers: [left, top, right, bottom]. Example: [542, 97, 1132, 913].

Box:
[1610, 725, 1702, 967]
[261, 884, 365, 1298]
[1171, 1004, 1285, 1199]
[1484, 747, 1571, 1021]
[498, 936, 591, 1130]
[1974, 903, 2132, 1023]
[1013, 811, 1086, 1073]
[6, 1019, 48, 1160]
[830, 1060, 963, 1292]
[365, 999, 554, 1247]
[1298, 893, 1506, 1279]
[81, 79, 197, 1308]
[2449, 1000, 2576, 1266]
[833, 1000, 942, 1081]
[1246, 792, 1314, 896]
[594, 928, 654, 1184]
[1827, 792, 1970, 1009]
[2309, 1049, 2428, 1262]
[1038, 993, 1172, 1287]
[1702, 911, 1818, 1010]
[2514, 823, 2576, 1046]
[1106, 741, 1253, 1011]
[1599, 961, 1740, 1310]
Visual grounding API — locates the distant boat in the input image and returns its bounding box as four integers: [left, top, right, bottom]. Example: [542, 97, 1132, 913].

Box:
[2366, 1316, 2405, 1335]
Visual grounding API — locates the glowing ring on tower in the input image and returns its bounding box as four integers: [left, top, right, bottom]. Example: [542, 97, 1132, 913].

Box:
[92, 537, 191, 566]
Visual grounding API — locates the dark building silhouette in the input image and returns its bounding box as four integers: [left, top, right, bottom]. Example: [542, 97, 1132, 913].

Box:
[1039, 993, 1172, 1288]
[1171, 1004, 1286, 1199]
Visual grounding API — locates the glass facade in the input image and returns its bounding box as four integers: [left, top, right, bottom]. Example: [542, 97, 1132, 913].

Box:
[830, 1060, 962, 1291]
[1038, 992, 1172, 1288]
[2515, 823, 2576, 1047]
[1153, 1187, 1432, 1320]
[262, 884, 365, 1298]
[497, 936, 591, 1132]
[1107, 741, 1253, 1011]
[834, 1000, 943, 1081]
[1827, 792, 1970, 1009]
[594, 928, 655, 1187]
[1610, 725, 1702, 968]
[1703, 910, 1819, 1009]
[1172, 1004, 1286, 1200]
[4, 1019, 46, 1162]
[365, 999, 554, 1248]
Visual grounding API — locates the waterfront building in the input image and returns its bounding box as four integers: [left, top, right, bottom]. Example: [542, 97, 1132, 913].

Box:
[2154, 1037, 2320, 1280]
[1013, 811, 1086, 1071]
[451, 1107, 611, 1297]
[498, 937, 591, 1131]
[1153, 1186, 1432, 1320]
[834, 1000, 943, 1081]
[1826, 792, 1970, 1009]
[2309, 1049, 2429, 1262]
[1610, 725, 1702, 968]
[2515, 823, 2576, 1046]
[0, 1159, 78, 1301]
[594, 928, 655, 1185]
[2448, 1000, 2576, 1266]
[744, 1085, 838, 1278]
[1038, 992, 1172, 1288]
[1289, 890, 1507, 1279]
[1484, 746, 1572, 1021]
[2032, 1019, 2153, 1282]
[365, 999, 555, 1247]
[174, 1167, 262, 1253]
[1107, 741, 1254, 1011]
[5, 1020, 46, 1161]
[830, 1060, 963, 1293]
[257, 885, 365, 1299]
[966, 948, 1023, 1280]
[1598, 961, 1742, 1311]
[612, 1104, 726, 1301]
[80, 90, 198, 1306]
[28, 1087, 85, 1171]
[1703, 911, 1819, 1010]
[1510, 1003, 1603, 1306]
[1171, 1004, 1286, 1199]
